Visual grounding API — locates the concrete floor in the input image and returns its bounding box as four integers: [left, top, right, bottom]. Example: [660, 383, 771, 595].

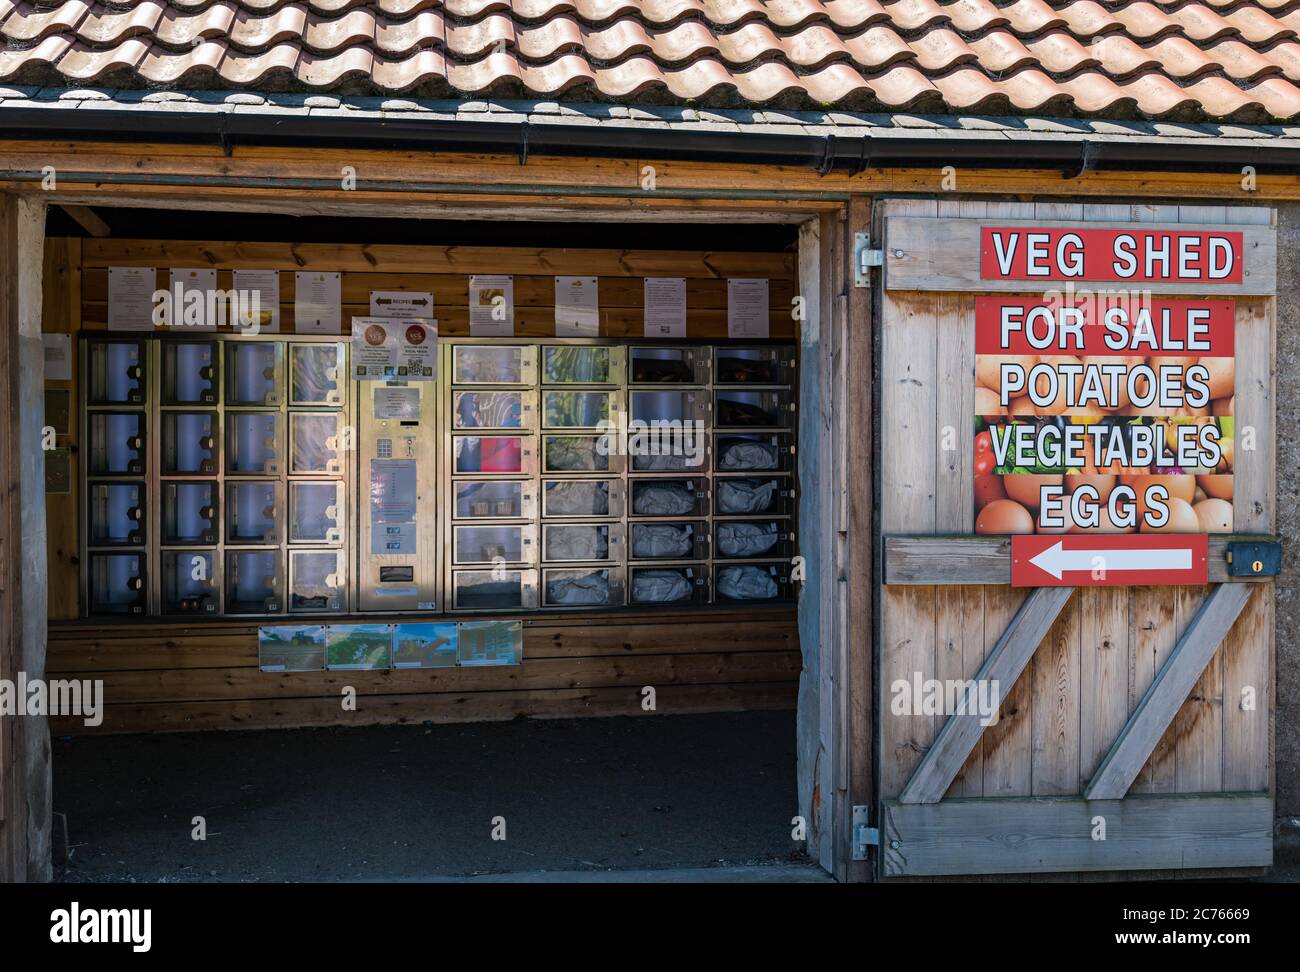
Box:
[52, 710, 810, 883]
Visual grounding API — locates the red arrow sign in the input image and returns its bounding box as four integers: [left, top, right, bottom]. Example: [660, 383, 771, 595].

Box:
[1011, 534, 1208, 587]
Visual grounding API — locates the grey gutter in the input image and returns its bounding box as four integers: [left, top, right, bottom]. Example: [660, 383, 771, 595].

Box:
[0, 106, 1296, 176]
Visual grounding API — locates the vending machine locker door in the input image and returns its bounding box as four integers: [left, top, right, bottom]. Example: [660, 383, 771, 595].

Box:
[359, 381, 439, 612]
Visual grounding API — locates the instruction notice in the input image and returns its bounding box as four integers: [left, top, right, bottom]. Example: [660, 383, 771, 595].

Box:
[370, 458, 418, 555]
[231, 269, 280, 333]
[294, 271, 342, 333]
[974, 290, 1235, 536]
[168, 268, 218, 329]
[351, 318, 437, 380]
[644, 277, 686, 338]
[727, 278, 770, 338]
[555, 276, 600, 336]
[107, 266, 157, 331]
[469, 275, 514, 336]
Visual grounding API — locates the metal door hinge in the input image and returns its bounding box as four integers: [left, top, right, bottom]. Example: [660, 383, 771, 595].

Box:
[854, 233, 882, 287]
[852, 805, 878, 860]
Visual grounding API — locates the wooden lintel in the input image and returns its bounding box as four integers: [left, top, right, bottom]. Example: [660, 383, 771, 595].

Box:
[1084, 583, 1254, 801]
[882, 793, 1273, 876]
[897, 585, 1074, 805]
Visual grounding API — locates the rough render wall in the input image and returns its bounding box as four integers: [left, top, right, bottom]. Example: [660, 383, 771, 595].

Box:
[1276, 204, 1299, 822]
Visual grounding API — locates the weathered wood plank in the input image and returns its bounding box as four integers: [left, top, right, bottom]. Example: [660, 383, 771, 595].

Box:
[1084, 583, 1252, 800]
[881, 793, 1273, 876]
[1078, 588, 1130, 787]
[979, 584, 1034, 798]
[1234, 298, 1275, 533]
[898, 585, 1073, 805]
[1129, 587, 1178, 794]
[884, 218, 1277, 295]
[882, 535, 1274, 585]
[50, 681, 798, 736]
[1221, 585, 1271, 791]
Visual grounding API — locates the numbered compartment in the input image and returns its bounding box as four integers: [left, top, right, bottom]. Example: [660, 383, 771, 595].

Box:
[542, 390, 620, 429]
[88, 552, 147, 615]
[629, 389, 710, 426]
[289, 549, 346, 613]
[452, 390, 533, 430]
[542, 523, 623, 563]
[86, 339, 146, 405]
[86, 412, 145, 475]
[452, 435, 535, 476]
[161, 481, 219, 545]
[714, 477, 794, 517]
[714, 520, 794, 560]
[714, 389, 792, 429]
[225, 549, 282, 614]
[225, 411, 281, 475]
[541, 479, 623, 519]
[225, 480, 283, 544]
[452, 524, 536, 566]
[715, 433, 793, 473]
[161, 340, 218, 404]
[713, 346, 795, 386]
[542, 345, 625, 385]
[451, 568, 538, 611]
[289, 481, 344, 544]
[161, 550, 219, 615]
[290, 342, 344, 406]
[160, 411, 218, 475]
[714, 562, 793, 602]
[542, 434, 622, 474]
[87, 482, 145, 546]
[224, 342, 282, 405]
[451, 344, 536, 385]
[543, 567, 625, 608]
[454, 480, 537, 521]
[630, 478, 709, 517]
[630, 346, 710, 385]
[630, 521, 708, 561]
[289, 411, 343, 475]
[629, 564, 710, 605]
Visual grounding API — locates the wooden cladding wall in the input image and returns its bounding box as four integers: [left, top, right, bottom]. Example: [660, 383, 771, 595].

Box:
[879, 199, 1275, 808]
[48, 609, 799, 735]
[78, 240, 797, 337]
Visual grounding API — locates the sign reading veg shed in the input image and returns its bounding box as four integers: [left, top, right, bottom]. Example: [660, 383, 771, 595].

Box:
[972, 228, 1237, 544]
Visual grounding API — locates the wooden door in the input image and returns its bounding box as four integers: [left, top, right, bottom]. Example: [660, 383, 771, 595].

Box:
[875, 199, 1275, 877]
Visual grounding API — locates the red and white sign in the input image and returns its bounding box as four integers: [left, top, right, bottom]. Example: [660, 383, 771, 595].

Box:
[974, 297, 1234, 357]
[1011, 534, 1208, 587]
[980, 227, 1243, 284]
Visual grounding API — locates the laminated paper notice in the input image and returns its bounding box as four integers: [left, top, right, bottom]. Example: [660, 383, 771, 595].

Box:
[168, 268, 219, 329]
[727, 278, 770, 338]
[469, 275, 514, 336]
[43, 334, 71, 381]
[295, 271, 342, 334]
[107, 267, 157, 331]
[644, 277, 686, 338]
[373, 386, 421, 420]
[555, 276, 600, 337]
[231, 269, 281, 333]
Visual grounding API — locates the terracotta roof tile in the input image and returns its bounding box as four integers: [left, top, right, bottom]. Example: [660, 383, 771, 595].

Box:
[3, 0, 1300, 121]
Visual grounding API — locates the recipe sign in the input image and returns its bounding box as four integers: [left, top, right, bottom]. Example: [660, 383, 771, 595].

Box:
[973, 227, 1237, 541]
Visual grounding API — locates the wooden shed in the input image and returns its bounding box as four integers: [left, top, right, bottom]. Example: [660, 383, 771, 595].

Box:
[0, 0, 1296, 883]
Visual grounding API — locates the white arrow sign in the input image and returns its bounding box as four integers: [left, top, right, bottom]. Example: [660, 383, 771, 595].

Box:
[1029, 541, 1192, 580]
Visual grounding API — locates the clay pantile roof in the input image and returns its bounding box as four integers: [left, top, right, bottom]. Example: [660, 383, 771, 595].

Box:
[1, 1, 1298, 121]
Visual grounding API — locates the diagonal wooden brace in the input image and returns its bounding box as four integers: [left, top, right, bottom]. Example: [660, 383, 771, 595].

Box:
[899, 585, 1075, 804]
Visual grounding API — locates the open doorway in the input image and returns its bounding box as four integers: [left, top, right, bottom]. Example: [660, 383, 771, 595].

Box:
[43, 205, 827, 881]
